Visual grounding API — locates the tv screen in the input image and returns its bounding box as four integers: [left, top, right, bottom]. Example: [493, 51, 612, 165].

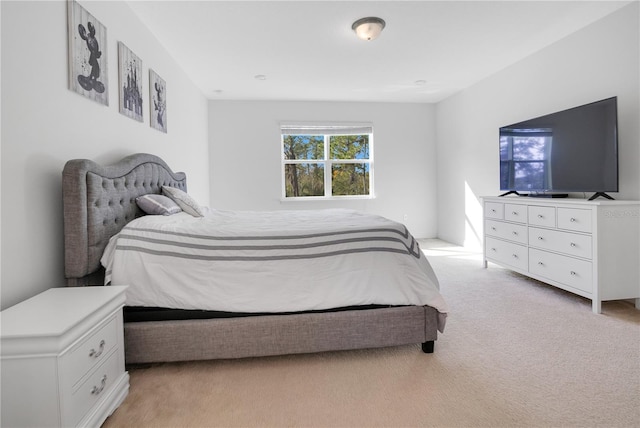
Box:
[499, 97, 618, 197]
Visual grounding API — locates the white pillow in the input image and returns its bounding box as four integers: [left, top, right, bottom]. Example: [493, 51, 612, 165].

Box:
[136, 194, 182, 216]
[161, 186, 204, 217]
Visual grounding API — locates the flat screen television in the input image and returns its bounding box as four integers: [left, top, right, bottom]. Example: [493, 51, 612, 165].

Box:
[499, 96, 618, 200]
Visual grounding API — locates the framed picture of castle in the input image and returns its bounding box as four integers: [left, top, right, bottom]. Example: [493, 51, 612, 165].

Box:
[149, 69, 167, 133]
[68, 0, 109, 105]
[118, 42, 143, 122]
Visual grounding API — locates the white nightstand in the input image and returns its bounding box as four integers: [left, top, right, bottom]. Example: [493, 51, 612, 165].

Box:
[1, 286, 129, 427]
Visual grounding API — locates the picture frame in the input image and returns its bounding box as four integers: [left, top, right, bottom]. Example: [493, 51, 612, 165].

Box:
[149, 69, 167, 133]
[67, 0, 109, 105]
[118, 42, 143, 122]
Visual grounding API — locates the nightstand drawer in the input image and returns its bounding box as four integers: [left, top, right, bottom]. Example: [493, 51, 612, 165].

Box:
[485, 202, 504, 220]
[505, 204, 527, 224]
[63, 348, 121, 427]
[528, 205, 556, 228]
[61, 315, 118, 387]
[529, 248, 593, 293]
[528, 227, 592, 259]
[485, 236, 528, 271]
[485, 219, 527, 244]
[557, 208, 592, 233]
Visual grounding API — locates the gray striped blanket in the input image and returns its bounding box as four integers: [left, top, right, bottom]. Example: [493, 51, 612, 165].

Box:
[102, 208, 448, 320]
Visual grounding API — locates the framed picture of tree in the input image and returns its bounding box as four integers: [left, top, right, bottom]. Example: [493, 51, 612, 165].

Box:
[118, 42, 143, 122]
[149, 69, 167, 133]
[67, 0, 109, 105]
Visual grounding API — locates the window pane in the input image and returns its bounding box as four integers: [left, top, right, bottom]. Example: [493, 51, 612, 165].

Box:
[329, 135, 369, 160]
[284, 163, 325, 197]
[499, 136, 510, 161]
[500, 161, 510, 189]
[283, 135, 324, 160]
[514, 161, 546, 190]
[512, 136, 550, 160]
[331, 163, 369, 196]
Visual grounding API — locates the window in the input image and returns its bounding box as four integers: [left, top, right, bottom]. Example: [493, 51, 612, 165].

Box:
[281, 123, 374, 199]
[500, 128, 552, 190]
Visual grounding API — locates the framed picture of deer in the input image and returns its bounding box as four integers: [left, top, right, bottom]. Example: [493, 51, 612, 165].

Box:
[149, 69, 167, 133]
[67, 0, 109, 105]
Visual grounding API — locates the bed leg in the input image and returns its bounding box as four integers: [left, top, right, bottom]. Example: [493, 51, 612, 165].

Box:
[421, 341, 434, 354]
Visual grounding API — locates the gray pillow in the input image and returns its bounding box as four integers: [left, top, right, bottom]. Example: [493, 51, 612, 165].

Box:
[136, 194, 182, 216]
[162, 186, 205, 217]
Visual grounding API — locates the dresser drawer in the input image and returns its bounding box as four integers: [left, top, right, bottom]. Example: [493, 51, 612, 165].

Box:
[528, 205, 556, 228]
[529, 248, 593, 294]
[528, 227, 592, 259]
[557, 208, 592, 233]
[62, 348, 122, 427]
[504, 204, 527, 224]
[485, 202, 504, 220]
[61, 315, 118, 388]
[485, 236, 528, 271]
[485, 219, 527, 244]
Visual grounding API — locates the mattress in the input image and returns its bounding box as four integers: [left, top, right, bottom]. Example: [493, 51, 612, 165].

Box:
[102, 208, 448, 326]
[123, 304, 393, 323]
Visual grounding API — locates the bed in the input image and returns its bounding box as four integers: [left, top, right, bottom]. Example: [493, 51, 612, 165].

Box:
[62, 153, 447, 364]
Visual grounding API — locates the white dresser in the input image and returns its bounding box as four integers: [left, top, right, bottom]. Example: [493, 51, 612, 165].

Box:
[1, 286, 129, 427]
[482, 197, 640, 313]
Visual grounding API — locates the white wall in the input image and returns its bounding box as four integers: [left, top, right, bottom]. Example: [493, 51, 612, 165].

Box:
[208, 101, 437, 238]
[1, 1, 210, 309]
[436, 2, 640, 248]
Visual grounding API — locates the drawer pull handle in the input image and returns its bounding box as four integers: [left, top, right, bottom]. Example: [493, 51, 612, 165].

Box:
[89, 340, 106, 358]
[570, 243, 576, 247]
[491, 227, 496, 231]
[512, 231, 518, 235]
[570, 218, 576, 222]
[537, 214, 544, 218]
[491, 248, 496, 252]
[570, 271, 577, 276]
[90, 375, 107, 395]
[491, 209, 496, 213]
[538, 236, 543, 240]
[512, 211, 518, 215]
[512, 254, 518, 259]
[538, 261, 544, 266]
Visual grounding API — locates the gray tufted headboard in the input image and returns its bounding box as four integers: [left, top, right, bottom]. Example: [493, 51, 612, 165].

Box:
[62, 153, 187, 286]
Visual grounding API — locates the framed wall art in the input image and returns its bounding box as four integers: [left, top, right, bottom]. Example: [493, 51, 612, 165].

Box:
[118, 42, 143, 122]
[68, 0, 109, 105]
[149, 69, 167, 133]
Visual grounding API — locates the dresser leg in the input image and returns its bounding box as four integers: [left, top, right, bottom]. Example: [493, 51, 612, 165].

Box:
[592, 299, 602, 314]
[635, 298, 640, 310]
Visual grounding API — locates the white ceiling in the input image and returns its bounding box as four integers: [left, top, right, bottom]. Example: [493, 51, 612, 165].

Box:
[126, 0, 632, 103]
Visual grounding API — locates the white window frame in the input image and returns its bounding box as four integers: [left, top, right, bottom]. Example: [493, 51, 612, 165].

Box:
[280, 123, 375, 201]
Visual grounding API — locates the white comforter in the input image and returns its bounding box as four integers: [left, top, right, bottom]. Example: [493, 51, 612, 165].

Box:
[102, 208, 448, 325]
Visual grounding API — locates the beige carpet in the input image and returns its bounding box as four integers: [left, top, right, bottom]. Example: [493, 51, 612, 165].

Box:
[104, 240, 640, 428]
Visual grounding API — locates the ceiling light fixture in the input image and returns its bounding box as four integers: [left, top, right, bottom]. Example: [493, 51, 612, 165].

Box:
[351, 17, 386, 41]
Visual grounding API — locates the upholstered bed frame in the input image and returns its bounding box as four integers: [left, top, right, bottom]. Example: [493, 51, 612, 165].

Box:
[62, 153, 440, 364]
